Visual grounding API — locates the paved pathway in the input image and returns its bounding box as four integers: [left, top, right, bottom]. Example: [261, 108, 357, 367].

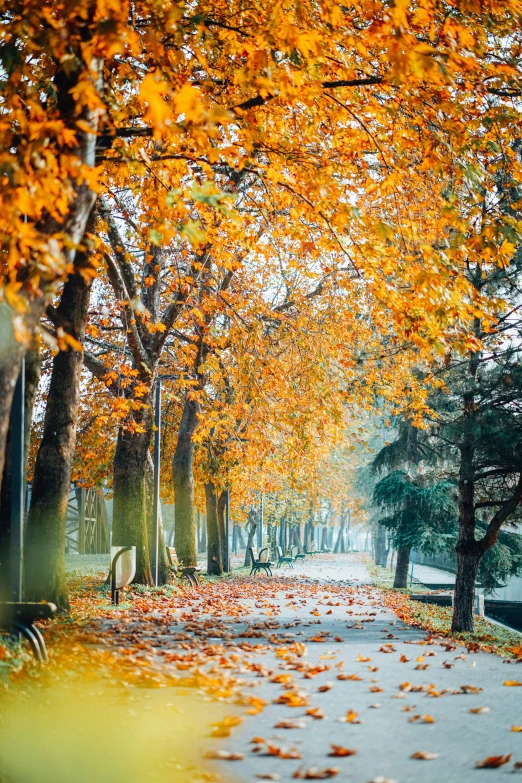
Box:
[201, 555, 522, 782]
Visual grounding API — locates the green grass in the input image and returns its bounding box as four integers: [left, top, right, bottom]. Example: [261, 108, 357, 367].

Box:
[368, 560, 430, 592]
[368, 559, 522, 658]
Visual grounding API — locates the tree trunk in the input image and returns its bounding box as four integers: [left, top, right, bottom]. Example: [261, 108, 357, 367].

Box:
[334, 514, 347, 554]
[279, 516, 286, 553]
[217, 490, 227, 572]
[205, 482, 222, 575]
[112, 409, 153, 585]
[374, 523, 387, 565]
[25, 254, 94, 608]
[297, 522, 304, 552]
[173, 395, 199, 567]
[0, 348, 40, 600]
[243, 514, 257, 567]
[199, 513, 207, 552]
[452, 551, 480, 632]
[452, 340, 480, 631]
[237, 524, 246, 548]
[145, 456, 169, 585]
[393, 545, 411, 588]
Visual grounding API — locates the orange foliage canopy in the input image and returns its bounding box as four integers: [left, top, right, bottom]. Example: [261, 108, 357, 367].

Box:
[3, 0, 521, 335]
[7, 1, 522, 512]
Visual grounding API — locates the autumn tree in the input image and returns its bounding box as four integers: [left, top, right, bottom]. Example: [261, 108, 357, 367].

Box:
[7, 0, 522, 603]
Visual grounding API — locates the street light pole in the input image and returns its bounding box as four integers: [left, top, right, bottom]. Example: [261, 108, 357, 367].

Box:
[10, 359, 25, 602]
[152, 378, 161, 586]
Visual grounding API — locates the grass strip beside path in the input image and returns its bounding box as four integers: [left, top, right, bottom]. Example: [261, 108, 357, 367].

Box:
[370, 561, 522, 660]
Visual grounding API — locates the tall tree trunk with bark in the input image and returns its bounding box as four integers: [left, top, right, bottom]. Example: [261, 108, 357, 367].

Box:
[243, 512, 257, 567]
[145, 456, 169, 585]
[452, 337, 480, 631]
[279, 516, 286, 552]
[0, 349, 40, 600]
[25, 252, 94, 608]
[199, 513, 207, 552]
[173, 394, 199, 566]
[334, 512, 347, 554]
[453, 551, 480, 631]
[393, 546, 411, 588]
[373, 523, 387, 565]
[296, 522, 303, 552]
[112, 397, 154, 585]
[392, 422, 418, 588]
[217, 490, 227, 572]
[205, 482, 222, 575]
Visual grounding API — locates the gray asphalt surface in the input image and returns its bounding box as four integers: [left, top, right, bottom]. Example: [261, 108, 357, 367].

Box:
[205, 556, 522, 783]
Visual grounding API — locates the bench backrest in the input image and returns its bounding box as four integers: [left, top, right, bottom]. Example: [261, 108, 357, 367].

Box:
[258, 547, 269, 562]
[291, 545, 298, 558]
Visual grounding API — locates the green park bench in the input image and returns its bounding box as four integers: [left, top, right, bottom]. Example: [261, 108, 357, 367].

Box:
[248, 546, 274, 576]
[166, 546, 201, 587]
[0, 601, 56, 663]
[293, 545, 306, 564]
[276, 545, 294, 568]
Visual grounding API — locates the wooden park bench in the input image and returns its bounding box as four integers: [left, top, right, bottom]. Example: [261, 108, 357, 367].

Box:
[166, 546, 201, 587]
[0, 602, 56, 663]
[248, 546, 274, 576]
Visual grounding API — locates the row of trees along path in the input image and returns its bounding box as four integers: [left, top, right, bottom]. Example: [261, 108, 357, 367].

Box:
[1, 1, 522, 637]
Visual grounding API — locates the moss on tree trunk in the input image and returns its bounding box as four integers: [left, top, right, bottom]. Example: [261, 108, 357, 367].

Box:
[173, 395, 199, 567]
[205, 482, 222, 575]
[25, 263, 92, 609]
[112, 423, 153, 585]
